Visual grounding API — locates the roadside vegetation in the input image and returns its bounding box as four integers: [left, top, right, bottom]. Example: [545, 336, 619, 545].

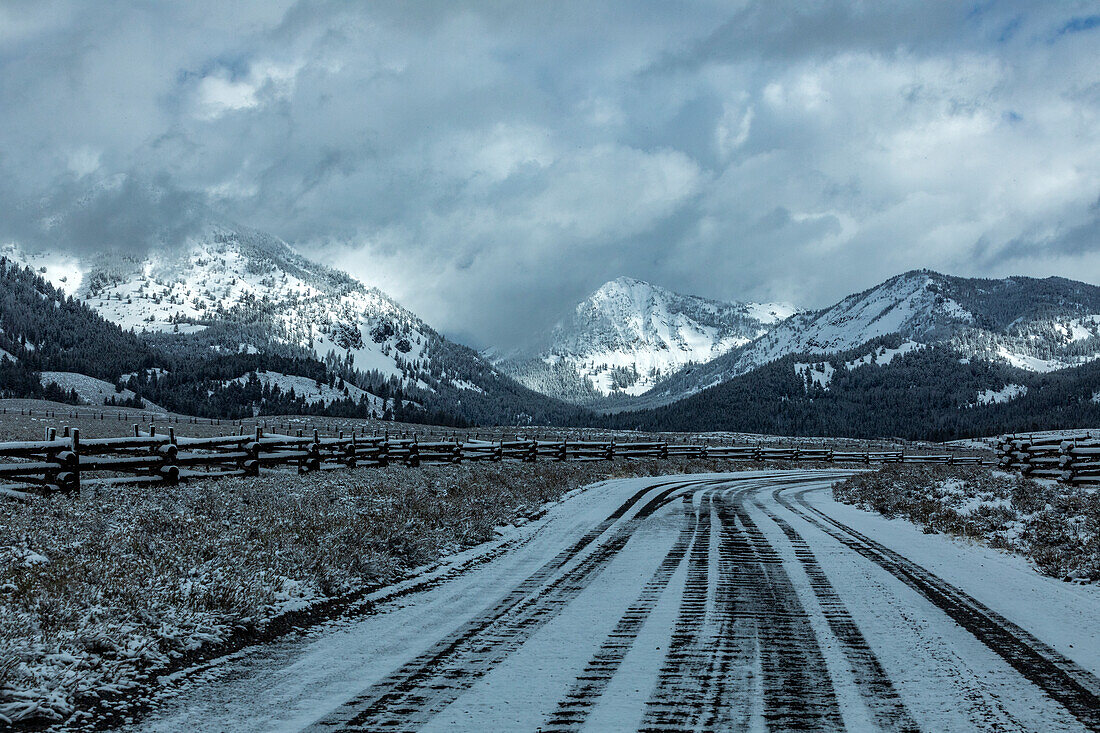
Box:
[833, 465, 1100, 583]
[1, 458, 757, 727]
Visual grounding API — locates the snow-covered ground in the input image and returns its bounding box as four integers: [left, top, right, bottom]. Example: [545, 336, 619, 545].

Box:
[975, 383, 1028, 405]
[37, 371, 164, 410]
[116, 471, 1100, 732]
[229, 371, 382, 409]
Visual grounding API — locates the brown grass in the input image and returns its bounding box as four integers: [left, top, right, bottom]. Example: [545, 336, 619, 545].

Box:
[833, 466, 1100, 582]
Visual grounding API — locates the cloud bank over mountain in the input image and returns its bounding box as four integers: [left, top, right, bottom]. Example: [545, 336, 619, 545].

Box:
[0, 1, 1098, 348]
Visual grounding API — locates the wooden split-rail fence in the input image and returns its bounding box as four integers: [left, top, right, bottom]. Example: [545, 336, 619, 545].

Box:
[0, 424, 990, 497]
[996, 433, 1100, 484]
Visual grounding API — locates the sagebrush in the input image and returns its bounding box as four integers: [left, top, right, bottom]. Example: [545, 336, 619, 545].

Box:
[833, 465, 1100, 582]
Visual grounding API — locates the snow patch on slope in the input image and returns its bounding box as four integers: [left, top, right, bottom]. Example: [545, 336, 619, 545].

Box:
[845, 341, 923, 370]
[975, 384, 1027, 405]
[795, 361, 835, 390]
[451, 378, 484, 393]
[229, 371, 382, 409]
[994, 347, 1100, 373]
[38, 371, 164, 410]
[1, 245, 84, 295]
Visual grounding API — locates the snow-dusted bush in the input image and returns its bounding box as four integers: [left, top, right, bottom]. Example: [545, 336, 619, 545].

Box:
[833, 466, 1100, 582]
[1022, 491, 1100, 581]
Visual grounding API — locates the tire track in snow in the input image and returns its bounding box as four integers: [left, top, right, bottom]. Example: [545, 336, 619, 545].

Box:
[636, 492, 716, 731]
[306, 480, 696, 731]
[685, 487, 758, 732]
[537, 498, 699, 732]
[782, 486, 1100, 731]
[755, 488, 920, 732]
[639, 476, 845, 732]
[716, 488, 845, 731]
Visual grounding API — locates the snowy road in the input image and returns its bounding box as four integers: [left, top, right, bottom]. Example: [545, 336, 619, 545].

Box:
[124, 471, 1100, 732]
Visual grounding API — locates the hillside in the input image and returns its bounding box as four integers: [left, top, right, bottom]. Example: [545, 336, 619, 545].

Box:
[610, 334, 1100, 440]
[0, 256, 161, 405]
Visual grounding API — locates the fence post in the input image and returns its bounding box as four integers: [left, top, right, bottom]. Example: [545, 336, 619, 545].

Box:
[160, 427, 180, 485]
[67, 428, 81, 493]
[241, 426, 261, 477]
[308, 429, 321, 472]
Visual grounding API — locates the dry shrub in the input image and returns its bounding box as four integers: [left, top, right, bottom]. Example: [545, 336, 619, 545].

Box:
[833, 465, 1100, 582]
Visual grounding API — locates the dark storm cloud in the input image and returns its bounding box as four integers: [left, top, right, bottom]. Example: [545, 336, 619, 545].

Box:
[0, 1, 1098, 348]
[648, 0, 966, 72]
[0, 174, 207, 257]
[985, 196, 1100, 264]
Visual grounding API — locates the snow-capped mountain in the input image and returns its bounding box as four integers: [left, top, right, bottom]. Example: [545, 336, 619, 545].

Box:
[2, 224, 584, 425]
[4, 226, 437, 386]
[638, 269, 1100, 408]
[492, 276, 797, 404]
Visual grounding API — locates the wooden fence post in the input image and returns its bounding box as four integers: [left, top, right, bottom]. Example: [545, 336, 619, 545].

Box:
[242, 425, 261, 477]
[67, 428, 81, 493]
[160, 427, 180, 485]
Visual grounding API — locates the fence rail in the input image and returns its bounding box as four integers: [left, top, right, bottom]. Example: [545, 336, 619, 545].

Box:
[0, 423, 992, 498]
[996, 433, 1100, 484]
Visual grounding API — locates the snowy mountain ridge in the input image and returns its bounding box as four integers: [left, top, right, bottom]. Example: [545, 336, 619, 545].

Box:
[638, 269, 1100, 408]
[4, 225, 442, 393]
[491, 276, 798, 404]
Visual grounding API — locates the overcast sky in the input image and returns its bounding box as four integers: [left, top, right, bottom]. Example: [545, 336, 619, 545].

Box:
[1, 1, 1099, 348]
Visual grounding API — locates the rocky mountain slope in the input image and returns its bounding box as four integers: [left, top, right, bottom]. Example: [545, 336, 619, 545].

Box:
[634, 270, 1100, 409]
[4, 226, 435, 384]
[491, 277, 796, 405]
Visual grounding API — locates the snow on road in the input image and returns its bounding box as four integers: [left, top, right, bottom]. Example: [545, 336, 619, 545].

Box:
[116, 471, 1100, 732]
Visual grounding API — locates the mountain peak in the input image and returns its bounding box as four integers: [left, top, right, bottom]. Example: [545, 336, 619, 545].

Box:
[494, 278, 798, 403]
[601, 275, 652, 289]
